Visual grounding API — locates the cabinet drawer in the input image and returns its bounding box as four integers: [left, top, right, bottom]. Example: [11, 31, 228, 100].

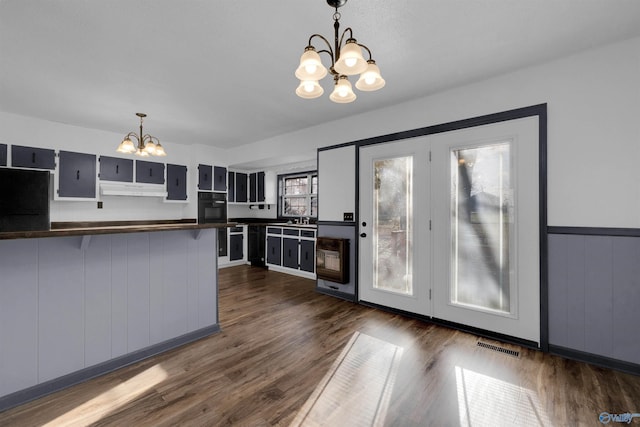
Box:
[0, 143, 6, 166]
[230, 226, 244, 233]
[267, 227, 282, 235]
[301, 230, 315, 238]
[283, 229, 300, 236]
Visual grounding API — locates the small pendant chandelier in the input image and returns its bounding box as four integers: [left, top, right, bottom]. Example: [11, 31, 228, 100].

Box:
[116, 113, 166, 157]
[295, 0, 385, 103]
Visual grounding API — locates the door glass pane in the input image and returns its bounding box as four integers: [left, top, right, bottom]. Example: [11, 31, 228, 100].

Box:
[373, 156, 413, 295]
[450, 142, 512, 313]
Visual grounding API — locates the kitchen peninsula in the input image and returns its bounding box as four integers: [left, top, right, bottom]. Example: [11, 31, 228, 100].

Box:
[0, 220, 228, 411]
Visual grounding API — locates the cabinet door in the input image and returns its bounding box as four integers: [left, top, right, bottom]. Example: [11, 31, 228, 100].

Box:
[0, 143, 6, 166]
[136, 160, 165, 184]
[236, 172, 248, 202]
[214, 166, 227, 192]
[257, 171, 265, 202]
[228, 171, 235, 202]
[99, 156, 133, 182]
[198, 164, 212, 190]
[282, 238, 299, 269]
[266, 236, 282, 266]
[11, 145, 56, 170]
[167, 164, 188, 200]
[300, 240, 315, 272]
[218, 228, 228, 257]
[230, 234, 244, 261]
[249, 173, 257, 203]
[58, 151, 96, 198]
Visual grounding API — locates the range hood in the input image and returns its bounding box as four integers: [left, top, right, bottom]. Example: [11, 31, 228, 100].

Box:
[100, 182, 167, 198]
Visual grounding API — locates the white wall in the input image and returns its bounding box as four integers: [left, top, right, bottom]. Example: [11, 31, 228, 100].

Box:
[227, 36, 640, 229]
[0, 112, 228, 222]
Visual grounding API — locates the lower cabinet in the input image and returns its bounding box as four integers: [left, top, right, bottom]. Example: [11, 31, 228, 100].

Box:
[300, 240, 315, 272]
[266, 235, 281, 266]
[229, 233, 244, 261]
[265, 226, 316, 278]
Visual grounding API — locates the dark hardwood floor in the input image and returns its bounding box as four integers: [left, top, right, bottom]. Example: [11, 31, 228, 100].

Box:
[1, 265, 639, 426]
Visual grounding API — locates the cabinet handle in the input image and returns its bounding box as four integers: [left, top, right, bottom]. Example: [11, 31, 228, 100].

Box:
[176, 178, 179, 186]
[76, 170, 80, 180]
[116, 164, 119, 174]
[150, 168, 153, 177]
[204, 173, 208, 182]
[32, 152, 36, 164]
[288, 249, 291, 257]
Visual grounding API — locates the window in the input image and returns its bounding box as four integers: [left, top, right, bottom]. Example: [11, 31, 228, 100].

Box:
[279, 171, 317, 218]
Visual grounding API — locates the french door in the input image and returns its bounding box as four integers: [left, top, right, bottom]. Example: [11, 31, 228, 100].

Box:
[359, 116, 540, 344]
[358, 138, 431, 316]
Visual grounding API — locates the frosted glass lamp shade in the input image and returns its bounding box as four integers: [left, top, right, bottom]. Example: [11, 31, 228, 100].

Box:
[144, 140, 157, 154]
[295, 47, 328, 80]
[117, 138, 136, 153]
[134, 148, 149, 157]
[329, 76, 356, 103]
[334, 39, 367, 76]
[155, 143, 167, 156]
[355, 61, 386, 91]
[296, 80, 324, 99]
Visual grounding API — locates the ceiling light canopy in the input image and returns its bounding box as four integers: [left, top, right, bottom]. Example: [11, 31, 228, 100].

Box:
[116, 113, 166, 157]
[295, 0, 385, 103]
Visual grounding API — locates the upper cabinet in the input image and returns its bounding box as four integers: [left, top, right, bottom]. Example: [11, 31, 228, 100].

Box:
[0, 144, 6, 166]
[318, 145, 356, 222]
[228, 171, 235, 202]
[235, 172, 248, 203]
[213, 166, 227, 192]
[249, 172, 266, 203]
[136, 160, 165, 184]
[99, 156, 133, 183]
[11, 145, 56, 170]
[198, 164, 212, 191]
[166, 164, 187, 201]
[57, 151, 96, 199]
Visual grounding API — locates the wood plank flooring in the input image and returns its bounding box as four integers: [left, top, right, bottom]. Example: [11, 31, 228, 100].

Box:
[1, 265, 640, 426]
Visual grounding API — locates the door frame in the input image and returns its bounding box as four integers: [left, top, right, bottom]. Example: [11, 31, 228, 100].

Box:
[353, 104, 548, 350]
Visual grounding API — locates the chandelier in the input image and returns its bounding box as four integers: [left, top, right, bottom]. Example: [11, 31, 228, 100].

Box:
[116, 113, 166, 157]
[295, 0, 385, 103]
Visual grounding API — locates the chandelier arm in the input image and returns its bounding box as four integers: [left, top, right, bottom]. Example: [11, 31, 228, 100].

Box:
[308, 33, 335, 61]
[125, 132, 140, 143]
[338, 27, 354, 51]
[358, 43, 373, 61]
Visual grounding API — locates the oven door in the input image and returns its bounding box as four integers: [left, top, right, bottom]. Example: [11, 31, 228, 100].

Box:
[198, 192, 227, 223]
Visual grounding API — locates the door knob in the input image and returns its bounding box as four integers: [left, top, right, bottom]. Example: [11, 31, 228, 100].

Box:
[360, 233, 367, 237]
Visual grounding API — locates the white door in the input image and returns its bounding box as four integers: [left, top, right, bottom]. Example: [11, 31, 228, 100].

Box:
[430, 116, 540, 344]
[358, 138, 431, 316]
[358, 116, 540, 344]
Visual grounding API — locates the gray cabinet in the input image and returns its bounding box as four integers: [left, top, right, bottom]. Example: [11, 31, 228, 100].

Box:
[99, 156, 133, 183]
[136, 160, 165, 184]
[0, 144, 6, 166]
[282, 237, 299, 269]
[198, 164, 212, 190]
[249, 172, 266, 203]
[214, 166, 227, 192]
[300, 239, 315, 272]
[11, 145, 55, 170]
[228, 171, 235, 202]
[229, 230, 244, 261]
[266, 235, 282, 266]
[57, 151, 96, 198]
[235, 172, 248, 202]
[166, 164, 188, 200]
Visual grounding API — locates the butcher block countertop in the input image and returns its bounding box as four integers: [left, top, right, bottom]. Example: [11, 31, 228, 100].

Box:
[0, 219, 236, 240]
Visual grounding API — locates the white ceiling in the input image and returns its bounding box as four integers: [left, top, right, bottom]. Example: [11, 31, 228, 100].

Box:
[2, 0, 640, 151]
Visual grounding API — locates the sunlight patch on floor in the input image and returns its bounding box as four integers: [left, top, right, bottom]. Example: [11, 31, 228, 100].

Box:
[455, 366, 551, 426]
[291, 331, 403, 427]
[43, 364, 168, 427]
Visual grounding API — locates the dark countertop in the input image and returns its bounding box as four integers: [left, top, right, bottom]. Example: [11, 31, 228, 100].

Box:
[0, 219, 237, 241]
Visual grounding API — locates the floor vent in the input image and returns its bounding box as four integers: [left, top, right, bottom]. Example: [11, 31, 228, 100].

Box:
[477, 341, 520, 358]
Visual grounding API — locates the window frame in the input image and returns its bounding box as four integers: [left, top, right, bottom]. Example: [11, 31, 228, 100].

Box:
[277, 170, 318, 219]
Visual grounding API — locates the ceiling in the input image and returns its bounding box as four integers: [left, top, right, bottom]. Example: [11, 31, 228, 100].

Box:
[2, 0, 640, 152]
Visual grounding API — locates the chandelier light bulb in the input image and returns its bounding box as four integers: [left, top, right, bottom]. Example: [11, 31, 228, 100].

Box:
[296, 79, 324, 99]
[334, 39, 367, 76]
[295, 47, 328, 80]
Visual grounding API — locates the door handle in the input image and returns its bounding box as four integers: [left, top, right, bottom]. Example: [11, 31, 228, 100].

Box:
[360, 233, 367, 237]
[76, 170, 80, 180]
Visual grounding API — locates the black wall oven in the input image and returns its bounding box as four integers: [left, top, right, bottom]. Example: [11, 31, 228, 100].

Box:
[198, 192, 227, 224]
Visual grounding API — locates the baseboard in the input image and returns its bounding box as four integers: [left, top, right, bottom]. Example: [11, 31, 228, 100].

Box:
[0, 324, 221, 413]
[315, 286, 356, 302]
[549, 344, 640, 376]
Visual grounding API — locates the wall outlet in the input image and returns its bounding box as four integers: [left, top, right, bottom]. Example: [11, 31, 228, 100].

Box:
[97, 201, 103, 209]
[343, 212, 354, 221]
